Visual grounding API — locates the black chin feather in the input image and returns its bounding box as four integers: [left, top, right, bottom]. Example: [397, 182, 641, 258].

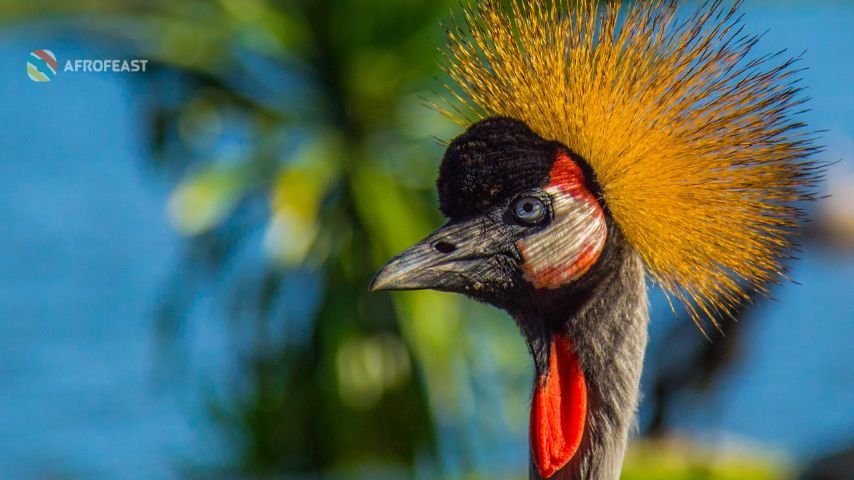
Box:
[490, 215, 629, 377]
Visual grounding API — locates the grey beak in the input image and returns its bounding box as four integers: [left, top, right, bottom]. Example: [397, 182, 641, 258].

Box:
[370, 216, 508, 293]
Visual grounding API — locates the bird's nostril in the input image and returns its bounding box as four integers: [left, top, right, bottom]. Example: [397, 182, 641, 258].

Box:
[433, 241, 457, 254]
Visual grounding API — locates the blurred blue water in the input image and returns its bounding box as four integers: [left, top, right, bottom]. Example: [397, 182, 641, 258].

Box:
[0, 2, 852, 479]
[0, 37, 232, 479]
[645, 249, 854, 458]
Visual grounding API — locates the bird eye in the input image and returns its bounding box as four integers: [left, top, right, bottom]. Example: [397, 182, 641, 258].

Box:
[513, 196, 546, 225]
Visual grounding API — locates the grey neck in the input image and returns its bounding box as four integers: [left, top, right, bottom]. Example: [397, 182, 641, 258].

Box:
[526, 240, 649, 480]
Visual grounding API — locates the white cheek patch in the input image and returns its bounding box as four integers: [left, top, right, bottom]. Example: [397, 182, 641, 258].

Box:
[516, 188, 607, 289]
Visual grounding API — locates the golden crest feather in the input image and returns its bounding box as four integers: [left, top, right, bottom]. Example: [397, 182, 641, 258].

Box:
[439, 0, 822, 327]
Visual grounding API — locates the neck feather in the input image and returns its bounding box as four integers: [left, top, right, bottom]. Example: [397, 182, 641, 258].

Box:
[519, 228, 649, 480]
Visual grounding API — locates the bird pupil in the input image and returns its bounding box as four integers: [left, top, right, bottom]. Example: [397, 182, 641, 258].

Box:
[513, 197, 545, 225]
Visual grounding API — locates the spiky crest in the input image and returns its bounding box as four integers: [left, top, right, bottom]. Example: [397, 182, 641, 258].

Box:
[439, 0, 822, 327]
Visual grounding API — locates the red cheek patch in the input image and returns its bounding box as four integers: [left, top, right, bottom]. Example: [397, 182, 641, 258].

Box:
[523, 241, 603, 287]
[547, 151, 590, 198]
[517, 150, 607, 289]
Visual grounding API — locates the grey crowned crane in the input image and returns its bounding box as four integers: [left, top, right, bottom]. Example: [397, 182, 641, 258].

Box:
[371, 1, 821, 479]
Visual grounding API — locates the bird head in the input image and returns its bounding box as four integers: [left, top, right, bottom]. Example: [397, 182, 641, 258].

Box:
[371, 117, 607, 312]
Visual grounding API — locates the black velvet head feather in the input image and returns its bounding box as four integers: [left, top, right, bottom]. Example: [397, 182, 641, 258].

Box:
[438, 118, 557, 219]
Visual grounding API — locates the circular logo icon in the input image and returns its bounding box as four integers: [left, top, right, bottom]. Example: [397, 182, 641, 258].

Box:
[27, 49, 57, 82]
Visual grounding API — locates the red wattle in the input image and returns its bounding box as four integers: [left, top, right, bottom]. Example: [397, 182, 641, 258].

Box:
[530, 335, 587, 478]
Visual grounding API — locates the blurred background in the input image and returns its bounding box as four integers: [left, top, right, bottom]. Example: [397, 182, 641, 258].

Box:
[0, 0, 852, 479]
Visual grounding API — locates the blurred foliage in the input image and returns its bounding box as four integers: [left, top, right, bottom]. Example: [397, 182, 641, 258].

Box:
[623, 440, 792, 480]
[0, 0, 806, 479]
